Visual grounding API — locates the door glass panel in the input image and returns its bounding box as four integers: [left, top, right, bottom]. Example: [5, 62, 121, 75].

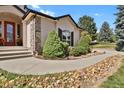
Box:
[0, 22, 2, 36]
[7, 24, 13, 42]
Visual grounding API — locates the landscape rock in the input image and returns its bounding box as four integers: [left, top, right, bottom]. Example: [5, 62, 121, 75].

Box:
[0, 55, 123, 88]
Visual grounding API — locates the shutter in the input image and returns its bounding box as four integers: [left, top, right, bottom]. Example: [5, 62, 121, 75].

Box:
[71, 32, 74, 46]
[58, 28, 62, 41]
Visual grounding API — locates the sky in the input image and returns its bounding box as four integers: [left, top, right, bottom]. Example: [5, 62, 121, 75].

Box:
[28, 5, 117, 32]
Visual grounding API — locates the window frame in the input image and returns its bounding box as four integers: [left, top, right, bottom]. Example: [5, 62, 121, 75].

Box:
[17, 24, 20, 38]
[0, 21, 2, 37]
[62, 30, 71, 46]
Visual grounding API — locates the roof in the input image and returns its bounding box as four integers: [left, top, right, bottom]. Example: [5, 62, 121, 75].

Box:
[22, 7, 81, 29]
[13, 5, 26, 14]
[22, 8, 56, 20]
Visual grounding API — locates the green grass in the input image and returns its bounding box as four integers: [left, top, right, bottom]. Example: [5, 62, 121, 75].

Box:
[100, 60, 124, 88]
[92, 42, 116, 48]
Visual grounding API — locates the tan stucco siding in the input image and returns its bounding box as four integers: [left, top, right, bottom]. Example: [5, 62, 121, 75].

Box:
[57, 17, 80, 46]
[74, 28, 80, 46]
[0, 6, 24, 17]
[57, 17, 75, 31]
[41, 17, 56, 47]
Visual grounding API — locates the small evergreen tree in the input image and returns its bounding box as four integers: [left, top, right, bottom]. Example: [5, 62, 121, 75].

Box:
[98, 21, 113, 42]
[43, 31, 67, 59]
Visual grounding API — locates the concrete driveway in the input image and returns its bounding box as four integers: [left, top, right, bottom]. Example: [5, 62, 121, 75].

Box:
[0, 48, 123, 75]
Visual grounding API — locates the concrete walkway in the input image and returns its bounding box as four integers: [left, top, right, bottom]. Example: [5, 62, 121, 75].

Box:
[0, 49, 123, 75]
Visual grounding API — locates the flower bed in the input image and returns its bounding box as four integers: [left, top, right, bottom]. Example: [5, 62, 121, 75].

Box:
[0, 55, 123, 88]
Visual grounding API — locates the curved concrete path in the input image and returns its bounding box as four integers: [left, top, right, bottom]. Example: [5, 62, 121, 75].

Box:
[0, 49, 123, 75]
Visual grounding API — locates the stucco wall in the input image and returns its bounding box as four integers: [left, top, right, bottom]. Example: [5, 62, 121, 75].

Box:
[41, 17, 56, 48]
[57, 17, 75, 32]
[0, 6, 24, 17]
[24, 14, 80, 52]
[40, 16, 80, 47]
[74, 28, 80, 46]
[57, 17, 80, 46]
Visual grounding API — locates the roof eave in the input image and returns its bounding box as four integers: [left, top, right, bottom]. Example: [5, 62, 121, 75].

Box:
[22, 7, 81, 29]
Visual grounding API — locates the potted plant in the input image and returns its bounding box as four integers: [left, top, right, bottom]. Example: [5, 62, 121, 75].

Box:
[16, 37, 22, 46]
[0, 33, 5, 46]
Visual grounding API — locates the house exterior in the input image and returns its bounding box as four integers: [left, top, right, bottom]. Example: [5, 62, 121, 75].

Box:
[0, 5, 81, 54]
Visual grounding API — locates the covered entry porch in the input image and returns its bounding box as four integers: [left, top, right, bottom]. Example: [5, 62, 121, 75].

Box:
[0, 13, 35, 52]
[0, 12, 23, 46]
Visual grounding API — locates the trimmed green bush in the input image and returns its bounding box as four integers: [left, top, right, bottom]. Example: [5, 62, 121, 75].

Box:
[43, 31, 66, 59]
[69, 34, 91, 56]
[61, 41, 69, 57]
[69, 46, 88, 56]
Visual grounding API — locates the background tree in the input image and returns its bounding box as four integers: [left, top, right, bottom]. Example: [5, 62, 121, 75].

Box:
[98, 21, 114, 42]
[115, 5, 124, 38]
[78, 15, 97, 41]
[115, 5, 124, 51]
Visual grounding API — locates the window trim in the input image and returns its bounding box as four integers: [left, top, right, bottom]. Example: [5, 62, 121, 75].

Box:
[62, 30, 71, 46]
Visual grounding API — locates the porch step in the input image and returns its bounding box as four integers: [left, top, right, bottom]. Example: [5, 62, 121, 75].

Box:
[0, 54, 33, 60]
[0, 47, 29, 52]
[0, 47, 33, 60]
[0, 51, 32, 56]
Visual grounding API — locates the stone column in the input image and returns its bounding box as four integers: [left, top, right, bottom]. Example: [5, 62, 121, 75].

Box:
[22, 21, 27, 47]
[35, 16, 41, 54]
[30, 18, 35, 52]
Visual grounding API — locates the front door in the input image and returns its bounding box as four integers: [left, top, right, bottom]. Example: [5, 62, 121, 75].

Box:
[4, 21, 15, 46]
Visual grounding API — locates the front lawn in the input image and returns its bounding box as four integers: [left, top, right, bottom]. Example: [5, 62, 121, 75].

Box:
[100, 59, 124, 88]
[92, 42, 116, 48]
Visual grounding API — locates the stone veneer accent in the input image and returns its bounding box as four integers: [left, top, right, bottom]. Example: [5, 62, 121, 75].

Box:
[30, 19, 35, 52]
[35, 16, 42, 54]
[26, 16, 42, 54]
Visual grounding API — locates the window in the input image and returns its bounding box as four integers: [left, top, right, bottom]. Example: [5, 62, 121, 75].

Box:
[0, 22, 2, 37]
[17, 24, 20, 38]
[6, 24, 13, 42]
[58, 28, 74, 46]
[62, 30, 71, 46]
